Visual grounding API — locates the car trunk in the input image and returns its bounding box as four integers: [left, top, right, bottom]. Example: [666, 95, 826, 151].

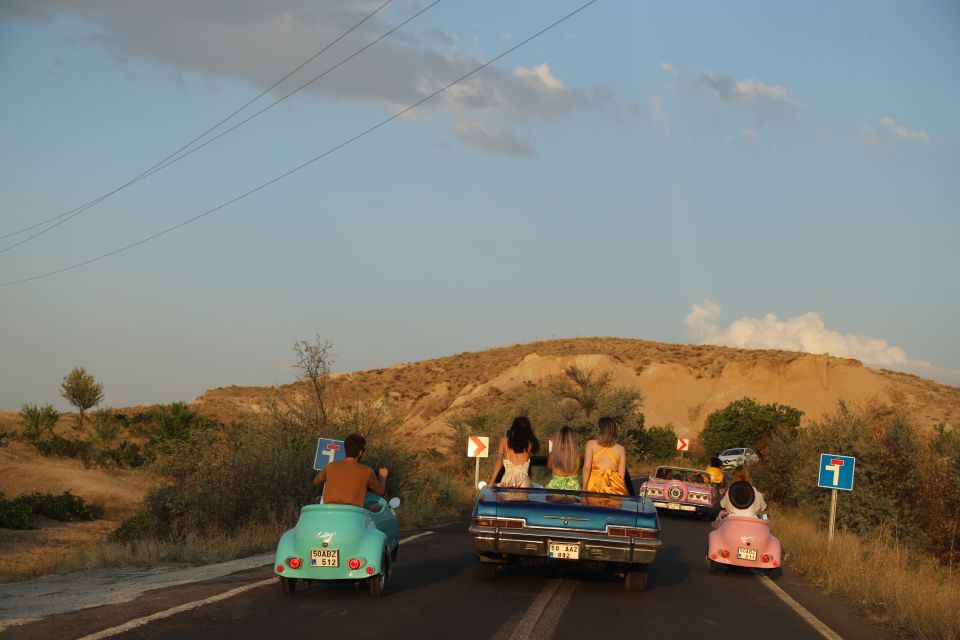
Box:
[487, 488, 656, 532]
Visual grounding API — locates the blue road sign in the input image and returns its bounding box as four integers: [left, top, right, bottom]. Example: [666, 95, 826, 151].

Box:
[313, 438, 346, 471]
[817, 453, 856, 491]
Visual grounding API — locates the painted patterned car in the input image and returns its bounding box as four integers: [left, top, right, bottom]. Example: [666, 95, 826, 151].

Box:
[274, 493, 400, 597]
[639, 466, 717, 517]
[469, 486, 661, 592]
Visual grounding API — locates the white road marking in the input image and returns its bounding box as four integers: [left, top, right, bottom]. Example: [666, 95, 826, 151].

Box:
[76, 578, 276, 640]
[493, 578, 577, 640]
[758, 575, 844, 640]
[400, 531, 434, 544]
[70, 530, 435, 640]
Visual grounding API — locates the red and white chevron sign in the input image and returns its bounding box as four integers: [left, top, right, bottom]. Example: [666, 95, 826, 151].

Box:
[676, 438, 689, 452]
[467, 435, 489, 458]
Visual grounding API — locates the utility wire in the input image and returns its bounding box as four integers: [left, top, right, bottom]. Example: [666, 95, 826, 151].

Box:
[0, 0, 396, 248]
[1, 0, 600, 288]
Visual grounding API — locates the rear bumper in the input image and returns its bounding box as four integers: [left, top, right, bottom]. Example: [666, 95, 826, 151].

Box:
[469, 526, 660, 565]
[651, 500, 711, 514]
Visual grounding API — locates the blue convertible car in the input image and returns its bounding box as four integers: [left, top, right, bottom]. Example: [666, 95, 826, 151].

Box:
[469, 482, 661, 591]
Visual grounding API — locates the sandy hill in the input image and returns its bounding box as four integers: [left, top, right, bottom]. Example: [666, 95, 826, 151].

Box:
[194, 337, 959, 440]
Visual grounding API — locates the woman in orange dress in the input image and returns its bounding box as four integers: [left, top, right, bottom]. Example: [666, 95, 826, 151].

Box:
[581, 417, 629, 495]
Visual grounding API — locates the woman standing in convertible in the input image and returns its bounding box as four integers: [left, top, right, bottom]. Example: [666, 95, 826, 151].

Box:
[489, 416, 541, 488]
[582, 417, 629, 495]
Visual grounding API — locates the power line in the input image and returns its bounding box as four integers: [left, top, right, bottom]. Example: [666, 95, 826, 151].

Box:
[0, 0, 397, 249]
[1, 0, 600, 288]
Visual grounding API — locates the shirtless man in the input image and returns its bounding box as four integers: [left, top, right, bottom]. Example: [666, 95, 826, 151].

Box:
[313, 433, 388, 507]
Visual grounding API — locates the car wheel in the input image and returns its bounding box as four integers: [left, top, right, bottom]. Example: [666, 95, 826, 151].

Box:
[369, 551, 388, 597]
[624, 566, 647, 592]
[706, 558, 718, 573]
[391, 543, 399, 564]
[279, 576, 296, 595]
[475, 558, 498, 581]
[767, 566, 782, 581]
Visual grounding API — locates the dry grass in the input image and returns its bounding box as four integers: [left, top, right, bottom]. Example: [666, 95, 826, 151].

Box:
[0, 520, 286, 583]
[772, 509, 960, 640]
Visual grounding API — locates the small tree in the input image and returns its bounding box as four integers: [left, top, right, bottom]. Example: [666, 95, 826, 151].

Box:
[60, 367, 104, 433]
[291, 336, 334, 430]
[698, 397, 803, 458]
[551, 365, 613, 416]
[20, 403, 60, 442]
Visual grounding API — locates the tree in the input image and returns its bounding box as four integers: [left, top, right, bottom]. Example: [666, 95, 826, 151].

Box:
[291, 336, 334, 430]
[551, 365, 614, 416]
[698, 397, 803, 458]
[19, 403, 60, 442]
[60, 367, 104, 432]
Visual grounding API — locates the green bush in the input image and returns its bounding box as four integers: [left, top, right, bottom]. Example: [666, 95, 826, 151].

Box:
[92, 410, 122, 446]
[699, 397, 803, 458]
[0, 494, 35, 529]
[17, 491, 99, 521]
[0, 428, 10, 448]
[35, 434, 92, 460]
[19, 403, 60, 442]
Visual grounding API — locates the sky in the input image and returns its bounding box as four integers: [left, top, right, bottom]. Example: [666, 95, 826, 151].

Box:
[1, 0, 958, 411]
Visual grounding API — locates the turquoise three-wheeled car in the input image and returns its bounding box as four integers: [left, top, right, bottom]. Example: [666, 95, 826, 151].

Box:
[274, 493, 401, 597]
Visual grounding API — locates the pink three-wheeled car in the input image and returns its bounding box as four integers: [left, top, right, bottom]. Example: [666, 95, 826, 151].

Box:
[707, 515, 782, 580]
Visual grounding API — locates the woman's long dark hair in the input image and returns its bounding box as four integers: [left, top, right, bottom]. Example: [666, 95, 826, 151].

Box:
[507, 416, 540, 454]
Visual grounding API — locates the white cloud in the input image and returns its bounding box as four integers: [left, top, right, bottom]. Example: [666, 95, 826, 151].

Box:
[454, 121, 534, 157]
[6, 1, 594, 156]
[660, 61, 677, 75]
[683, 299, 960, 385]
[696, 72, 798, 112]
[739, 128, 758, 142]
[879, 116, 929, 142]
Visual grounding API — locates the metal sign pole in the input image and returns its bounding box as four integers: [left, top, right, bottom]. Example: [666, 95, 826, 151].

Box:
[475, 456, 480, 492]
[828, 488, 838, 545]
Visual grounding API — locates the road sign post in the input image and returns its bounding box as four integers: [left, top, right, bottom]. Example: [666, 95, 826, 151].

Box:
[676, 438, 688, 461]
[817, 453, 856, 545]
[467, 435, 489, 490]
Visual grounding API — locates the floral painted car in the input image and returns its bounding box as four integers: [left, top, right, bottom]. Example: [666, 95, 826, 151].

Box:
[639, 466, 717, 517]
[469, 485, 661, 592]
[274, 493, 400, 597]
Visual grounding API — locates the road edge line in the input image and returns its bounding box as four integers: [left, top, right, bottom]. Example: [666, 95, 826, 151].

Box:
[757, 575, 844, 640]
[399, 531, 434, 544]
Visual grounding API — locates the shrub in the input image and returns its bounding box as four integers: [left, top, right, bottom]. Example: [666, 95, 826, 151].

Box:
[35, 434, 92, 461]
[629, 424, 678, 461]
[92, 410, 122, 446]
[0, 494, 35, 530]
[17, 491, 99, 521]
[699, 397, 803, 457]
[19, 403, 60, 442]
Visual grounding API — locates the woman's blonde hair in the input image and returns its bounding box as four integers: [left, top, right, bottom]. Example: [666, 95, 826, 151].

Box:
[551, 426, 579, 476]
[597, 416, 618, 447]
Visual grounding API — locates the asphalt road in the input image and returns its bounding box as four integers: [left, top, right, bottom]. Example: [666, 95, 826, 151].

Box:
[4, 515, 899, 640]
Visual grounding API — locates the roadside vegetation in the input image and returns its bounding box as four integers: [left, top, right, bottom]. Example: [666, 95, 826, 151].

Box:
[694, 396, 960, 640]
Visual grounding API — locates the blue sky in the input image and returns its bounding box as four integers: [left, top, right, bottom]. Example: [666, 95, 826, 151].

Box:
[1, 0, 958, 410]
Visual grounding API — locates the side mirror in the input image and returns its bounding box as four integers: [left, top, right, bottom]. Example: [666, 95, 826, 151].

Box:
[477, 481, 488, 490]
[388, 497, 401, 509]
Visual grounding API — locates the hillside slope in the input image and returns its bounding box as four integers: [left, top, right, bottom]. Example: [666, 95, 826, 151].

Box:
[193, 338, 959, 439]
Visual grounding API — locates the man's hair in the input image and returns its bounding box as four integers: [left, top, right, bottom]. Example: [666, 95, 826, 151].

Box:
[710, 457, 722, 467]
[597, 417, 618, 447]
[344, 433, 366, 458]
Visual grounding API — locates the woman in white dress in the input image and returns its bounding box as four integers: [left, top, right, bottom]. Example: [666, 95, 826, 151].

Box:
[488, 416, 541, 488]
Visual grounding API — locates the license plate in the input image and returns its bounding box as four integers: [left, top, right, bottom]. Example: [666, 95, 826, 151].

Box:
[667, 502, 681, 510]
[737, 547, 757, 561]
[549, 542, 580, 560]
[310, 548, 339, 567]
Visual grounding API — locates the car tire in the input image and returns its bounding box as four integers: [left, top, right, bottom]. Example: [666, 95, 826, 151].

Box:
[706, 558, 718, 573]
[624, 566, 647, 592]
[391, 543, 399, 564]
[279, 576, 296, 595]
[475, 559, 498, 581]
[767, 566, 782, 581]
[369, 551, 388, 597]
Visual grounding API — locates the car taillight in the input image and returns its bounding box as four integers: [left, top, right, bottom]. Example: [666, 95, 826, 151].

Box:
[720, 549, 729, 558]
[761, 554, 771, 563]
[608, 527, 659, 539]
[366, 566, 375, 575]
[286, 557, 302, 569]
[472, 517, 524, 529]
[276, 565, 284, 573]
[348, 557, 365, 570]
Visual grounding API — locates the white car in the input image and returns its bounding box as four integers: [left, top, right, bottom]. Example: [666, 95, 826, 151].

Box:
[718, 447, 759, 469]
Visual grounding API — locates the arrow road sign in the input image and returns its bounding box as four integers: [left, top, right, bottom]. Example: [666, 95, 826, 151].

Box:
[676, 438, 689, 452]
[818, 453, 856, 491]
[313, 438, 346, 471]
[467, 435, 489, 458]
